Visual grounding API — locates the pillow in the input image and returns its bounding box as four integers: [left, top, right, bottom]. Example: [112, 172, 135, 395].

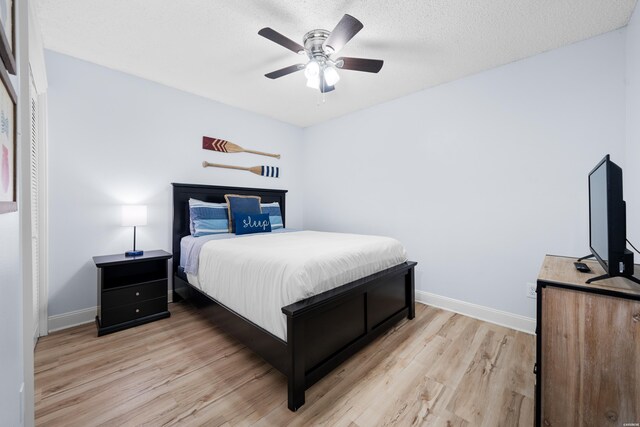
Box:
[260, 202, 283, 230]
[234, 213, 272, 235]
[188, 198, 229, 237]
[224, 194, 262, 233]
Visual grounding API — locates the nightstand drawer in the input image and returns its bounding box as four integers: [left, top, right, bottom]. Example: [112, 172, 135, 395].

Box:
[102, 280, 167, 308]
[101, 297, 167, 327]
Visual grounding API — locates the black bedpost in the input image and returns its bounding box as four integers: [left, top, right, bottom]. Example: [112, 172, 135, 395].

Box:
[287, 315, 305, 411]
[406, 267, 415, 320]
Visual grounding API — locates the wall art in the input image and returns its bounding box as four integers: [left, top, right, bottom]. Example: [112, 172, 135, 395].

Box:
[0, 0, 15, 74]
[0, 62, 16, 213]
[202, 136, 280, 159]
[202, 161, 279, 178]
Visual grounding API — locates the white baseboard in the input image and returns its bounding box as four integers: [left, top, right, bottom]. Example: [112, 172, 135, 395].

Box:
[415, 290, 536, 334]
[48, 306, 97, 332]
[47, 292, 535, 335]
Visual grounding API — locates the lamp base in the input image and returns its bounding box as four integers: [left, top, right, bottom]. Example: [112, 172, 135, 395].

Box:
[125, 250, 144, 257]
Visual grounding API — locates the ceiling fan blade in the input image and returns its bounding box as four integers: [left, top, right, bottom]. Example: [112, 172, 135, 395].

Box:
[258, 27, 305, 54]
[336, 57, 384, 73]
[324, 14, 363, 54]
[265, 64, 304, 79]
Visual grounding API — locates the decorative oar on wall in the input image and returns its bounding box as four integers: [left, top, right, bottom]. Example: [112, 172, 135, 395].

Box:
[203, 137, 281, 159]
[202, 161, 280, 178]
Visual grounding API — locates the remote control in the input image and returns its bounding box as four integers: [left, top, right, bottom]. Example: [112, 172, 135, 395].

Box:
[574, 262, 591, 273]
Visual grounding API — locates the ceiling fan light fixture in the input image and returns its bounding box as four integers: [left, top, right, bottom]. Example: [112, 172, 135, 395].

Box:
[324, 66, 340, 86]
[304, 60, 320, 79]
[306, 75, 320, 90]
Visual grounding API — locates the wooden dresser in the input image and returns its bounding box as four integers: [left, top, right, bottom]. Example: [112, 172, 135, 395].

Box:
[536, 255, 640, 426]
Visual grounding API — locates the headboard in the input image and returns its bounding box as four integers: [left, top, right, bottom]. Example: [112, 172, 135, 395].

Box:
[171, 183, 288, 275]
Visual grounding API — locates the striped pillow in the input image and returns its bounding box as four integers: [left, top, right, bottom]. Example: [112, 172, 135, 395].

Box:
[261, 202, 283, 230]
[189, 199, 229, 237]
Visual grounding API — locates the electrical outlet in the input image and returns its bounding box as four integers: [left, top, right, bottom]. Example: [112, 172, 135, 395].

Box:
[526, 283, 537, 299]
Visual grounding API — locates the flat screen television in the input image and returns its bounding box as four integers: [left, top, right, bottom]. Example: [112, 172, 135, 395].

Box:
[584, 154, 638, 284]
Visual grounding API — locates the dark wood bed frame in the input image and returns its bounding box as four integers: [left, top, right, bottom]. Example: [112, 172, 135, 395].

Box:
[171, 183, 417, 411]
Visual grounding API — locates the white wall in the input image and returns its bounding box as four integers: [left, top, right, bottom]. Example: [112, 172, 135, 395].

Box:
[1, 1, 33, 424]
[45, 51, 304, 319]
[626, 4, 640, 246]
[0, 213, 23, 425]
[303, 30, 626, 319]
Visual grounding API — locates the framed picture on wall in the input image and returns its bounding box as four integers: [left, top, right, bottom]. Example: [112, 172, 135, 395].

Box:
[0, 62, 16, 214]
[0, 0, 14, 75]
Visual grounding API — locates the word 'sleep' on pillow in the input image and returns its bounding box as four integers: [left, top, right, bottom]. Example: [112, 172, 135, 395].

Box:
[234, 213, 272, 235]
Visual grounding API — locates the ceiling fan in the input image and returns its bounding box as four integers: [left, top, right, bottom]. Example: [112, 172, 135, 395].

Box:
[258, 14, 384, 93]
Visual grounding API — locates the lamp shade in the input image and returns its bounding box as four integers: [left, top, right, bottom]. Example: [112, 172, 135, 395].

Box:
[324, 66, 340, 86]
[121, 205, 147, 227]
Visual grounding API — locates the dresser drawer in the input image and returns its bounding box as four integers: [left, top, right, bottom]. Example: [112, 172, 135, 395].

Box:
[101, 297, 167, 327]
[102, 279, 167, 309]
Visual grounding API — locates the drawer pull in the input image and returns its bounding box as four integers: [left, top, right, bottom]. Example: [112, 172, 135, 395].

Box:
[135, 309, 140, 313]
[135, 292, 140, 296]
[633, 313, 640, 323]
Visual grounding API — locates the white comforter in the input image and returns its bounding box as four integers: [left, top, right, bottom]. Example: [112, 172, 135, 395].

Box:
[189, 230, 407, 341]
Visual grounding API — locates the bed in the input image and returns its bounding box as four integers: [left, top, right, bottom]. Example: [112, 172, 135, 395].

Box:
[172, 183, 417, 411]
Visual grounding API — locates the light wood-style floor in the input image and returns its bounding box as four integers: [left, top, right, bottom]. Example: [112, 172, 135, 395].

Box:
[35, 302, 535, 426]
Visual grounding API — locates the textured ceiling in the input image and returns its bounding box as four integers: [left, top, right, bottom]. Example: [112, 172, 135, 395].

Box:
[35, 0, 637, 127]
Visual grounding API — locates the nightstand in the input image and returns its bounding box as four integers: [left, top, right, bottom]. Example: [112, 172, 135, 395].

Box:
[93, 250, 172, 336]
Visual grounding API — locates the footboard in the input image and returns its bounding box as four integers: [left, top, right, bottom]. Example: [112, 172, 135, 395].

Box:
[282, 261, 417, 411]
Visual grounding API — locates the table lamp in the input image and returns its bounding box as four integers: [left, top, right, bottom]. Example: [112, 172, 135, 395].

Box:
[122, 205, 147, 257]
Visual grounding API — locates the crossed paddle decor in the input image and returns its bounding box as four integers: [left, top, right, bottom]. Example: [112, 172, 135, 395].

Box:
[202, 136, 281, 178]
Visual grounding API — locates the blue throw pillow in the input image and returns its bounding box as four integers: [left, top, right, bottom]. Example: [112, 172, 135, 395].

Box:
[234, 213, 272, 235]
[189, 199, 229, 237]
[260, 202, 283, 230]
[224, 194, 262, 233]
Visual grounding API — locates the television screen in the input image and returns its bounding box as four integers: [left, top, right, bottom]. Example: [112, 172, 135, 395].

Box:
[585, 154, 637, 284]
[589, 160, 609, 266]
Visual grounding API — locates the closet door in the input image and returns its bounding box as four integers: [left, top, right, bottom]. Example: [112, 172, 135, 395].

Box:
[30, 74, 39, 342]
